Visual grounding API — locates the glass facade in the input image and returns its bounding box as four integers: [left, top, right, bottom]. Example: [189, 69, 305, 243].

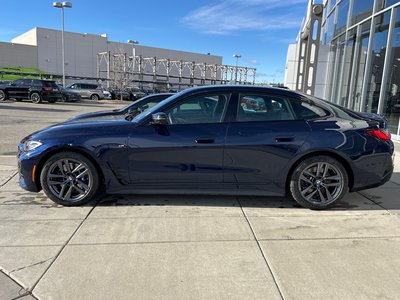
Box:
[320, 0, 400, 138]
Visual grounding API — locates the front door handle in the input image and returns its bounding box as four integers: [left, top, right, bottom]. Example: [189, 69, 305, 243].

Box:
[195, 138, 214, 144]
[275, 136, 294, 143]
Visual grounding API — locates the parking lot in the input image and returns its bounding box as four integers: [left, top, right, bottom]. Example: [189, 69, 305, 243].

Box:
[1, 99, 400, 299]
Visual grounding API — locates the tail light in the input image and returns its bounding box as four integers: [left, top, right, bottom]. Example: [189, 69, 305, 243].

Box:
[366, 129, 391, 141]
[42, 86, 53, 91]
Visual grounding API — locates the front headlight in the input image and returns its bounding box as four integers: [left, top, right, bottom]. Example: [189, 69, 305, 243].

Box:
[23, 140, 43, 152]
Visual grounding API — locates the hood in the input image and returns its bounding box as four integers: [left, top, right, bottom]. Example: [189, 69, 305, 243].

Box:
[67, 110, 121, 121]
[27, 119, 130, 141]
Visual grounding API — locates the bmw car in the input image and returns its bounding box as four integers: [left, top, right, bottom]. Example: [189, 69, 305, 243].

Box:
[17, 85, 394, 209]
[67, 93, 173, 122]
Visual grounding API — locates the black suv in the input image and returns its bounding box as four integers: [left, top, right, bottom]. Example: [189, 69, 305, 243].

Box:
[0, 79, 61, 103]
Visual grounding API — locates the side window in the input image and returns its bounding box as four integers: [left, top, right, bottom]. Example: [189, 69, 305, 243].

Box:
[290, 100, 329, 119]
[23, 79, 33, 86]
[165, 93, 230, 125]
[14, 79, 24, 86]
[237, 94, 295, 122]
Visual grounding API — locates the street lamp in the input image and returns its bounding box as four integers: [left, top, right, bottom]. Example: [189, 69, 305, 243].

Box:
[233, 54, 241, 84]
[53, 1, 72, 87]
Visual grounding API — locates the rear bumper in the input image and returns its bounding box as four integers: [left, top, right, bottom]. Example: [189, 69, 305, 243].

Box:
[350, 152, 394, 192]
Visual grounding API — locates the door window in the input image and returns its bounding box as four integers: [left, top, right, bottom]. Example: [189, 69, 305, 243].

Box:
[291, 100, 330, 119]
[165, 93, 230, 124]
[13, 79, 24, 86]
[237, 94, 295, 122]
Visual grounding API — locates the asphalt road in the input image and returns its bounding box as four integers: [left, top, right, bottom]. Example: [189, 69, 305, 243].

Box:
[0, 99, 125, 155]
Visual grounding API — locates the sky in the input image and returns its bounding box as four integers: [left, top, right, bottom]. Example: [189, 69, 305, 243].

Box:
[0, 0, 309, 83]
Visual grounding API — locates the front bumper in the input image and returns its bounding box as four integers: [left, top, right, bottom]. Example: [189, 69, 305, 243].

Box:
[17, 143, 41, 192]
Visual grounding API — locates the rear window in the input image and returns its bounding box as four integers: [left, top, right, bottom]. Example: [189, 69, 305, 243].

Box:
[43, 81, 58, 88]
[291, 100, 330, 119]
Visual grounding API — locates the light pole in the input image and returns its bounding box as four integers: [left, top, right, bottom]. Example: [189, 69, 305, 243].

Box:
[127, 40, 139, 82]
[53, 1, 72, 87]
[233, 54, 241, 84]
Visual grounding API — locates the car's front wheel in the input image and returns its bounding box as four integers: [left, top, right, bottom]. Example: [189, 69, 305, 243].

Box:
[289, 155, 348, 210]
[40, 152, 100, 206]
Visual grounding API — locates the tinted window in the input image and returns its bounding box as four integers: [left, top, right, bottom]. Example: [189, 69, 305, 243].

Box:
[291, 100, 329, 119]
[14, 79, 24, 86]
[23, 79, 33, 85]
[165, 93, 229, 125]
[237, 94, 295, 122]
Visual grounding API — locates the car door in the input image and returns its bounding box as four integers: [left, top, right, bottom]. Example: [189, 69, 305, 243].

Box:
[127, 92, 232, 190]
[7, 79, 25, 98]
[224, 93, 311, 195]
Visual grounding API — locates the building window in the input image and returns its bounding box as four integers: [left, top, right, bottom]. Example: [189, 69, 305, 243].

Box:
[326, 13, 336, 43]
[377, 0, 400, 11]
[350, 0, 374, 26]
[365, 12, 391, 113]
[340, 28, 357, 107]
[351, 21, 371, 111]
[382, 8, 400, 135]
[335, 0, 350, 37]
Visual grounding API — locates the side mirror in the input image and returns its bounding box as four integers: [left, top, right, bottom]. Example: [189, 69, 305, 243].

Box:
[151, 112, 168, 126]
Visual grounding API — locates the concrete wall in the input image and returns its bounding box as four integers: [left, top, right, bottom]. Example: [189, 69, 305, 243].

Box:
[0, 42, 38, 69]
[11, 28, 38, 46]
[284, 43, 299, 91]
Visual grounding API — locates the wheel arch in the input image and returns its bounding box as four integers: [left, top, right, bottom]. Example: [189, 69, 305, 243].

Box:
[34, 147, 105, 191]
[285, 150, 354, 196]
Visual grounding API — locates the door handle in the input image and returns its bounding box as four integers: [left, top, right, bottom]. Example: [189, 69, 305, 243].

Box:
[195, 138, 214, 144]
[275, 136, 294, 143]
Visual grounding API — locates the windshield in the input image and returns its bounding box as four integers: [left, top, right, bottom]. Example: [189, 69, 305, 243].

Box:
[132, 91, 185, 123]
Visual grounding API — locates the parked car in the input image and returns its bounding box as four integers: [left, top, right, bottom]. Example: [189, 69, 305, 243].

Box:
[0, 78, 61, 103]
[57, 85, 81, 102]
[18, 85, 394, 209]
[66, 83, 104, 100]
[68, 93, 173, 122]
[110, 89, 131, 100]
[103, 90, 112, 100]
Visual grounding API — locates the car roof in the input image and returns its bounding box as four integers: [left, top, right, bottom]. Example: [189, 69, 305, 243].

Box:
[180, 85, 304, 99]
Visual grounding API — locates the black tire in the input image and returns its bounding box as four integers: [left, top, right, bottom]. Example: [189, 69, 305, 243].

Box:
[61, 94, 67, 102]
[40, 152, 100, 206]
[289, 155, 348, 210]
[90, 94, 99, 101]
[0, 90, 7, 101]
[30, 92, 42, 104]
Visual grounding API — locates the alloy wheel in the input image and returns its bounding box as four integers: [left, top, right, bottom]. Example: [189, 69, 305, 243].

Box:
[298, 161, 344, 205]
[46, 158, 93, 202]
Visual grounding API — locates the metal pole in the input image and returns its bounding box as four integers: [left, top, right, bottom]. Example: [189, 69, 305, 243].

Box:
[61, 7, 65, 87]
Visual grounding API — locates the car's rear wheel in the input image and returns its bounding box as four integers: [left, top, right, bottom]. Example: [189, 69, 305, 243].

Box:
[61, 94, 67, 102]
[40, 152, 100, 206]
[30, 92, 42, 104]
[0, 90, 7, 101]
[289, 155, 348, 210]
[90, 94, 99, 101]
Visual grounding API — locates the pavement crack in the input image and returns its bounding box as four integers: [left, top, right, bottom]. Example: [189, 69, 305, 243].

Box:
[237, 197, 285, 300]
[9, 256, 55, 274]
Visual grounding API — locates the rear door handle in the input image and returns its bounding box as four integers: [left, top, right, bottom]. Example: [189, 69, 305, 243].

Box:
[275, 136, 294, 143]
[195, 138, 214, 144]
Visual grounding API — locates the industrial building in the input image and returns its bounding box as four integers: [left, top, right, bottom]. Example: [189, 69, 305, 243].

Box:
[1, 27, 256, 90]
[285, 0, 400, 138]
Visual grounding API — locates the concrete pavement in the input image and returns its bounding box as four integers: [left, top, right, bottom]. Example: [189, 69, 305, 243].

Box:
[1, 100, 400, 299]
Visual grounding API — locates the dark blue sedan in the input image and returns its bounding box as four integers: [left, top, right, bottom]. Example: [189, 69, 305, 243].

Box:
[17, 85, 394, 209]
